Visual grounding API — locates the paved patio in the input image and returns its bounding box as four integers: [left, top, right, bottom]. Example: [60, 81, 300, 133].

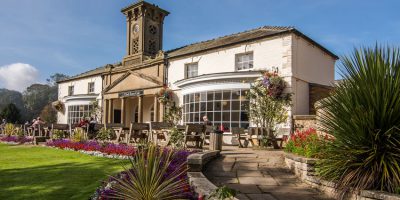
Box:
[203, 146, 333, 200]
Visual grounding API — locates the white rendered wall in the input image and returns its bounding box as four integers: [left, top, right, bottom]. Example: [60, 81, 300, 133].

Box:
[57, 76, 103, 124]
[292, 35, 336, 86]
[168, 35, 293, 90]
[58, 76, 103, 99]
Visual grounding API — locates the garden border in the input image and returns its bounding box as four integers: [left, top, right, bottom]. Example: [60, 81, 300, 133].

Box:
[284, 153, 400, 200]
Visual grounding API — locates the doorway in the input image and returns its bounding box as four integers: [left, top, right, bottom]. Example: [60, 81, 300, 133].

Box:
[113, 109, 121, 123]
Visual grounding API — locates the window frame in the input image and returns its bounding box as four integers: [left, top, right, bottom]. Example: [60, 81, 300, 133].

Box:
[235, 52, 254, 71]
[88, 82, 95, 94]
[185, 62, 199, 78]
[68, 86, 74, 96]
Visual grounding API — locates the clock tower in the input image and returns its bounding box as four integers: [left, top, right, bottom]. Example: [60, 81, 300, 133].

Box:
[121, 0, 169, 67]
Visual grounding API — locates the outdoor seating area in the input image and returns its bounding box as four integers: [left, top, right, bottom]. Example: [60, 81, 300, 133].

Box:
[0, 121, 289, 150]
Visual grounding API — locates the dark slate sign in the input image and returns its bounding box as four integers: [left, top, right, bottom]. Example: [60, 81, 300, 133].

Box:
[118, 90, 144, 98]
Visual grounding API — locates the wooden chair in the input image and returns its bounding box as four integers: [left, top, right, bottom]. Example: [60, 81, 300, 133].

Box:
[203, 125, 214, 145]
[106, 123, 128, 143]
[128, 123, 149, 144]
[183, 124, 205, 149]
[232, 127, 250, 148]
[149, 122, 173, 145]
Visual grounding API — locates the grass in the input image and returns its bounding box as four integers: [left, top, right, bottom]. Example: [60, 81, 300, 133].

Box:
[0, 143, 129, 200]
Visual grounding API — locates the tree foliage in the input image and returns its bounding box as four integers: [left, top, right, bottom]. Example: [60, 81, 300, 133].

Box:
[317, 45, 400, 195]
[246, 71, 291, 136]
[40, 104, 57, 123]
[1, 103, 21, 123]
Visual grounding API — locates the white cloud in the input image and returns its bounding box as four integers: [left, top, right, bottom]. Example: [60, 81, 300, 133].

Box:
[0, 63, 39, 92]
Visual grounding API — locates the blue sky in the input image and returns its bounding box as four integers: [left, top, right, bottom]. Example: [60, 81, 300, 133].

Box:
[0, 0, 399, 91]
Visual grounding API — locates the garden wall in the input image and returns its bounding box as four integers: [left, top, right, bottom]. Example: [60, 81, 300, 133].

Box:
[293, 115, 317, 132]
[284, 153, 400, 200]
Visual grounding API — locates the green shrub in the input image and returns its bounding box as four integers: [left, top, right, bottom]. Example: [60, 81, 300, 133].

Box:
[317, 46, 400, 195]
[95, 128, 113, 142]
[4, 123, 15, 136]
[72, 128, 85, 142]
[169, 127, 185, 148]
[52, 130, 67, 139]
[209, 186, 237, 200]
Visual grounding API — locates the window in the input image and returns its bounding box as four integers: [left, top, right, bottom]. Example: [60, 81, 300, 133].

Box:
[88, 82, 95, 94]
[67, 104, 94, 124]
[185, 63, 198, 78]
[68, 86, 74, 96]
[235, 52, 254, 70]
[182, 89, 249, 132]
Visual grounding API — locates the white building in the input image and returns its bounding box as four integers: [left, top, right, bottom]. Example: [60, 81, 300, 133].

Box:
[57, 66, 110, 124]
[167, 26, 337, 132]
[57, 1, 337, 134]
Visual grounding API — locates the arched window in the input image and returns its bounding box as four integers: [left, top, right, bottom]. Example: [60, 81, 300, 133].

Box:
[134, 105, 139, 123]
[150, 105, 155, 122]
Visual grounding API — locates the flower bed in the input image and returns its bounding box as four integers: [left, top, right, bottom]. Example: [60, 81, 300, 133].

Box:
[284, 128, 331, 158]
[0, 136, 33, 144]
[46, 139, 136, 156]
[92, 148, 197, 200]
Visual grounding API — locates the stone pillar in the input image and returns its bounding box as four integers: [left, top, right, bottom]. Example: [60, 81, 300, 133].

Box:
[159, 102, 165, 122]
[121, 98, 126, 125]
[138, 96, 143, 123]
[153, 96, 159, 122]
[108, 99, 113, 124]
[103, 99, 108, 124]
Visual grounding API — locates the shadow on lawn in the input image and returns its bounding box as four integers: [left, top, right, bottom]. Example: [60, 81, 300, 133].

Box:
[0, 161, 126, 200]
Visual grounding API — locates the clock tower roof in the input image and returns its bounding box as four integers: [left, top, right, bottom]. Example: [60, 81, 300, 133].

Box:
[121, 0, 169, 15]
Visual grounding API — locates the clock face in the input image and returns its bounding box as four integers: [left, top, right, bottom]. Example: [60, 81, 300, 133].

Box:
[133, 24, 140, 34]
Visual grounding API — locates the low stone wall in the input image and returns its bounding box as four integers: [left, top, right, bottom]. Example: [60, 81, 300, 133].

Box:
[284, 153, 400, 200]
[293, 115, 317, 132]
[186, 150, 238, 199]
[187, 150, 220, 172]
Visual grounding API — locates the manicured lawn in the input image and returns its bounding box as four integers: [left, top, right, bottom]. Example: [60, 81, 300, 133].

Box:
[0, 143, 129, 200]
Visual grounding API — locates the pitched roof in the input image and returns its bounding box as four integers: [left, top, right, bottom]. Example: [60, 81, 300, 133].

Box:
[166, 26, 338, 59]
[57, 62, 122, 83]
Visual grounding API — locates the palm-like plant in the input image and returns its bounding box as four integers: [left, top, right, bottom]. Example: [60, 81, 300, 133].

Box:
[107, 144, 190, 200]
[317, 45, 400, 195]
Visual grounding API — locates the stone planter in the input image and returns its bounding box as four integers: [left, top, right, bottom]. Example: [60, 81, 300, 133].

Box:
[284, 153, 400, 200]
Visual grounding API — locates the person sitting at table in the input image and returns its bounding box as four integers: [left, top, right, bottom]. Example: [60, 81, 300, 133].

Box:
[87, 117, 97, 138]
[32, 117, 45, 136]
[32, 117, 45, 128]
[77, 117, 89, 128]
[202, 115, 212, 126]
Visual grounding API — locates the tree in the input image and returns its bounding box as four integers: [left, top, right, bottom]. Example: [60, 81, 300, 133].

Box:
[22, 73, 69, 121]
[1, 103, 21, 123]
[23, 84, 54, 120]
[46, 73, 69, 86]
[246, 71, 291, 140]
[40, 104, 57, 123]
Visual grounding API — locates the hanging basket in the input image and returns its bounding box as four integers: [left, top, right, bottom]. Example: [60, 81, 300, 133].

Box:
[52, 100, 65, 113]
[156, 86, 174, 105]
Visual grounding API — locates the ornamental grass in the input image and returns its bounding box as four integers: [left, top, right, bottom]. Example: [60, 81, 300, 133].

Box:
[317, 45, 400, 196]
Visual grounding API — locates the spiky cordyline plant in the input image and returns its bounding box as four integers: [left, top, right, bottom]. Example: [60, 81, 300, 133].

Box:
[107, 145, 189, 200]
[317, 45, 400, 196]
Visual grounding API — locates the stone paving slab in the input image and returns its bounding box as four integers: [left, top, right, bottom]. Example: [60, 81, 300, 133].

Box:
[246, 194, 278, 200]
[204, 146, 333, 200]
